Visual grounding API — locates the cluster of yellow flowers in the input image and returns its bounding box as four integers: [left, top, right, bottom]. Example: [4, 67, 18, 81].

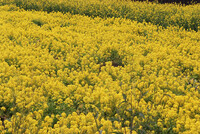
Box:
[0, 3, 200, 134]
[2, 0, 200, 31]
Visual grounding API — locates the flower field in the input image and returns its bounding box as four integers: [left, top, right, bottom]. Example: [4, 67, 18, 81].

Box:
[0, 1, 200, 134]
[2, 0, 200, 31]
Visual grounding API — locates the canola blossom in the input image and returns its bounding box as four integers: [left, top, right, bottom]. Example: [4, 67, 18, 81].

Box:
[0, 3, 200, 134]
[1, 0, 200, 31]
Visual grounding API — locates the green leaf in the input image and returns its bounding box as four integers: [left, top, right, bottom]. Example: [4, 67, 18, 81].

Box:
[122, 93, 127, 101]
[109, 117, 120, 122]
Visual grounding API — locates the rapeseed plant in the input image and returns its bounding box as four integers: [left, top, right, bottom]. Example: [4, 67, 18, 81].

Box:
[2, 0, 199, 31]
[0, 3, 200, 134]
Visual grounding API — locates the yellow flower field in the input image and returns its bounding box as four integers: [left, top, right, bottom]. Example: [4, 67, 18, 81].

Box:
[0, 2, 200, 134]
[2, 0, 200, 31]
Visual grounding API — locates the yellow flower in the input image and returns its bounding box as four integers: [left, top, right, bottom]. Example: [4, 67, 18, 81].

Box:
[139, 125, 143, 130]
[1, 107, 6, 111]
[61, 112, 66, 118]
[0, 2, 200, 133]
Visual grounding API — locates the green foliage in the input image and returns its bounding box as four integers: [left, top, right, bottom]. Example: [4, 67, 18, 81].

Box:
[44, 97, 75, 116]
[32, 19, 44, 27]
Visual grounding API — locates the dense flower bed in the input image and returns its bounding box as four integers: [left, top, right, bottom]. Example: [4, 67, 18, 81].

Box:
[1, 0, 200, 31]
[0, 4, 200, 134]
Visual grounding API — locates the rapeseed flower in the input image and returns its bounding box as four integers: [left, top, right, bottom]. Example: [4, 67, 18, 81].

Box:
[0, 3, 200, 133]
